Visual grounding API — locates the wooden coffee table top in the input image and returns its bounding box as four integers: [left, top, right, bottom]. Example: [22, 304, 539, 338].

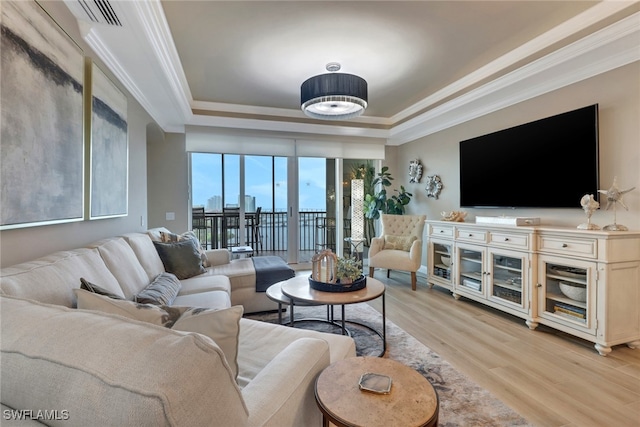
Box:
[280, 275, 385, 305]
[315, 357, 439, 427]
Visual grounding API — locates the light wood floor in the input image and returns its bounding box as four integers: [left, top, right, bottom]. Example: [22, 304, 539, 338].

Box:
[364, 270, 640, 427]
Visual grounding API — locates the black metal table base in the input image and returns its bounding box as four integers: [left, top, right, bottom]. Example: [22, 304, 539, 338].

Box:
[284, 296, 387, 357]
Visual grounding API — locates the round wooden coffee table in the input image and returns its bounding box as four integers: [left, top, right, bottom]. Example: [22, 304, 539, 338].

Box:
[315, 356, 439, 427]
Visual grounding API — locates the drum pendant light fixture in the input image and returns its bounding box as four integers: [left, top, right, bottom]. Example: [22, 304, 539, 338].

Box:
[301, 63, 368, 120]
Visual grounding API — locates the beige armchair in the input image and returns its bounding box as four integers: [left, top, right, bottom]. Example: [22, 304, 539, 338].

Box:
[368, 214, 426, 290]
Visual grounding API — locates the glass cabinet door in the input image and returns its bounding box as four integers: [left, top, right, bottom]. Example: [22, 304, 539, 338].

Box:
[489, 252, 524, 309]
[432, 241, 453, 282]
[456, 246, 483, 294]
[538, 257, 595, 332]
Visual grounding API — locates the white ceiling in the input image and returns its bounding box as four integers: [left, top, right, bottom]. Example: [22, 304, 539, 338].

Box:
[65, 0, 640, 145]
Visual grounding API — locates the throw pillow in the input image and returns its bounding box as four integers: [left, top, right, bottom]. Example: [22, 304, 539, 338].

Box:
[153, 239, 206, 280]
[160, 230, 209, 268]
[75, 289, 174, 326]
[383, 235, 418, 251]
[80, 278, 126, 300]
[74, 290, 243, 378]
[169, 305, 243, 378]
[135, 272, 182, 305]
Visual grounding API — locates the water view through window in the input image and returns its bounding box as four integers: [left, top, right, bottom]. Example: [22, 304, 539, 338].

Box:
[191, 153, 328, 261]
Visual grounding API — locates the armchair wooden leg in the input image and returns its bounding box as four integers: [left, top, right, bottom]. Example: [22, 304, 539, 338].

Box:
[411, 272, 417, 291]
[369, 267, 374, 278]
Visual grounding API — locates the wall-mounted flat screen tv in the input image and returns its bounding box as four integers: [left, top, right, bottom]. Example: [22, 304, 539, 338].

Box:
[459, 104, 599, 208]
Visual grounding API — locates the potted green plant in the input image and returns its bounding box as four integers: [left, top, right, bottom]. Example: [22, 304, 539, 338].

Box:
[335, 256, 362, 284]
[363, 166, 413, 220]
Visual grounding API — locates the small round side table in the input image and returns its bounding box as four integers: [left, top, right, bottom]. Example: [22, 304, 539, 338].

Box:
[315, 356, 439, 427]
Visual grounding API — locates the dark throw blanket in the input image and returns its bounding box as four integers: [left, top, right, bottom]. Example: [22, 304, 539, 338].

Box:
[252, 256, 295, 292]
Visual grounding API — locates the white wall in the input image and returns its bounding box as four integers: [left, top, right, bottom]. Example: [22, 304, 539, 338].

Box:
[147, 131, 190, 233]
[393, 62, 640, 231]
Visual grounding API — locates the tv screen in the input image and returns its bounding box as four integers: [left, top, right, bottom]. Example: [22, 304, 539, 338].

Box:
[459, 104, 599, 208]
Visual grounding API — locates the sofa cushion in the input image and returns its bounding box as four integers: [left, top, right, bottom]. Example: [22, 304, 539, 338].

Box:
[1, 296, 248, 426]
[0, 248, 123, 307]
[236, 318, 356, 388]
[122, 232, 166, 282]
[179, 273, 231, 296]
[135, 272, 182, 305]
[172, 290, 231, 310]
[383, 234, 418, 251]
[80, 277, 126, 300]
[75, 290, 242, 378]
[90, 237, 150, 298]
[153, 239, 206, 280]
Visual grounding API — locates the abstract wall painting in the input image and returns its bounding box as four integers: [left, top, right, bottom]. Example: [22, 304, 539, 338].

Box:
[89, 62, 128, 219]
[0, 0, 84, 229]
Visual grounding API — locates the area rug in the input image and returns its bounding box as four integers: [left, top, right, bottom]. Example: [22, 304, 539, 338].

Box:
[247, 303, 532, 427]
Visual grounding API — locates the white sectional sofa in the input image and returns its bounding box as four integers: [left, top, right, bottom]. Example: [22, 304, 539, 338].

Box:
[0, 229, 356, 426]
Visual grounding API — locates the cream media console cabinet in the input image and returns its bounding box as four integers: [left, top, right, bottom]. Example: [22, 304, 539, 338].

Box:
[425, 220, 640, 356]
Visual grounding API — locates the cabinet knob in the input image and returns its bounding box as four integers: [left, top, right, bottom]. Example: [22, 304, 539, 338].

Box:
[504, 238, 510, 241]
[562, 243, 568, 248]
[440, 230, 444, 233]
[536, 283, 542, 288]
[468, 233, 473, 237]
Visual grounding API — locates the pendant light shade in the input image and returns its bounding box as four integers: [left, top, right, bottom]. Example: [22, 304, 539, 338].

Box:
[301, 65, 368, 120]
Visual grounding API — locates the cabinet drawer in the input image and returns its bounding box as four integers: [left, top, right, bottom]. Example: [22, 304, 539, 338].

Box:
[538, 236, 597, 258]
[456, 228, 487, 243]
[430, 225, 454, 238]
[490, 232, 529, 250]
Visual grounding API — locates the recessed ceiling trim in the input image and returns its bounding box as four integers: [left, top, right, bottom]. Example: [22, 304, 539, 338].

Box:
[191, 100, 391, 125]
[189, 114, 390, 140]
[389, 1, 637, 124]
[388, 11, 640, 145]
[68, 0, 639, 143]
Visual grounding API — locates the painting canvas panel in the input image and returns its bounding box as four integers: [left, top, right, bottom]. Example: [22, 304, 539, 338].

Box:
[0, 0, 84, 229]
[90, 62, 128, 218]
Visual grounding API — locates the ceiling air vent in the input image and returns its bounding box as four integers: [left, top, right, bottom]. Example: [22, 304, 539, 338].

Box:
[66, 0, 122, 26]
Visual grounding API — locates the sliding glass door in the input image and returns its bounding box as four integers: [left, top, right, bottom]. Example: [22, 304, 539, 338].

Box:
[191, 152, 372, 264]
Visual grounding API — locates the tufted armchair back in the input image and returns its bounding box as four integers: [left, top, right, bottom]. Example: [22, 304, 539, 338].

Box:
[380, 214, 426, 239]
[368, 214, 426, 291]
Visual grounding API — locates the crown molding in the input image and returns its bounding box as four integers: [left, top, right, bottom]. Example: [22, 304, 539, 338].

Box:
[387, 11, 640, 146]
[389, 1, 637, 123]
[68, 1, 639, 143]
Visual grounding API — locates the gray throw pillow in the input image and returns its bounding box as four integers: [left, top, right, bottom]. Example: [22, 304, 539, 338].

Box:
[80, 278, 125, 300]
[135, 272, 182, 305]
[153, 239, 206, 279]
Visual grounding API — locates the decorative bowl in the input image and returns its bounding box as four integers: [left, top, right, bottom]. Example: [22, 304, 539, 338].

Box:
[440, 256, 451, 267]
[559, 282, 586, 302]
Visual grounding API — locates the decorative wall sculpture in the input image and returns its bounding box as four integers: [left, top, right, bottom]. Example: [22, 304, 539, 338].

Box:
[1, 0, 84, 229]
[409, 159, 422, 183]
[90, 62, 128, 218]
[425, 175, 443, 199]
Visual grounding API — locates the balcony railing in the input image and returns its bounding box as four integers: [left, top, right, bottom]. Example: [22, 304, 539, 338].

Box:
[196, 210, 350, 255]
